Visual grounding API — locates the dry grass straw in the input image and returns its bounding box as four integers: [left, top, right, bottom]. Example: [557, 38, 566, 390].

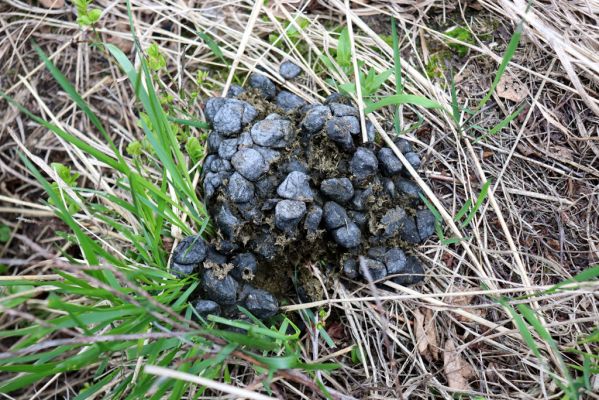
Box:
[1, 0, 598, 398]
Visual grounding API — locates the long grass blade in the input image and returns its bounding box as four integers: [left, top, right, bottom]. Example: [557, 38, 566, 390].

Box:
[365, 94, 443, 113]
[476, 22, 523, 111]
[474, 105, 525, 143]
[460, 179, 491, 228]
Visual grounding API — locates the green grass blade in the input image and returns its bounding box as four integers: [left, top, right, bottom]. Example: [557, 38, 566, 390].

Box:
[336, 28, 351, 68]
[18, 153, 99, 265]
[454, 199, 472, 222]
[106, 42, 207, 225]
[583, 354, 591, 390]
[460, 179, 491, 228]
[440, 236, 464, 245]
[208, 316, 299, 341]
[167, 116, 209, 129]
[365, 94, 442, 113]
[74, 369, 120, 399]
[517, 303, 576, 396]
[418, 194, 441, 221]
[32, 44, 127, 170]
[544, 264, 599, 295]
[197, 31, 228, 65]
[0, 94, 124, 173]
[0, 372, 53, 393]
[499, 297, 578, 398]
[474, 105, 525, 143]
[476, 22, 523, 111]
[499, 298, 543, 359]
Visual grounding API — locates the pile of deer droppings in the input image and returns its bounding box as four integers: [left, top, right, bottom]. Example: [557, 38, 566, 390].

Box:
[170, 61, 435, 320]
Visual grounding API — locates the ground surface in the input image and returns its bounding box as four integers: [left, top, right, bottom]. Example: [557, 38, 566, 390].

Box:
[0, 0, 598, 399]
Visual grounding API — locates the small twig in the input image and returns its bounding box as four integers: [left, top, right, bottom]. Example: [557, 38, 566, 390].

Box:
[0, 331, 200, 360]
[221, 0, 262, 97]
[145, 365, 277, 400]
[0, 273, 63, 280]
[343, 0, 368, 143]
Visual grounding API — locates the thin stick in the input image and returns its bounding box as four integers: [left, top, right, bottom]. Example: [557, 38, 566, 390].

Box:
[221, 0, 262, 97]
[343, 0, 368, 143]
[0, 207, 54, 217]
[281, 281, 598, 311]
[144, 365, 276, 400]
[0, 274, 63, 281]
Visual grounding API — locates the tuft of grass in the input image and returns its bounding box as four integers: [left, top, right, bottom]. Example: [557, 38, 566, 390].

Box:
[496, 265, 599, 400]
[443, 19, 526, 141]
[0, 11, 339, 397]
[419, 179, 492, 246]
[1, 2, 596, 398]
[475, 21, 523, 112]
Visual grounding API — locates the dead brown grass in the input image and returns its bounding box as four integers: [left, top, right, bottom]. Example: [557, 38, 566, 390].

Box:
[1, 0, 598, 398]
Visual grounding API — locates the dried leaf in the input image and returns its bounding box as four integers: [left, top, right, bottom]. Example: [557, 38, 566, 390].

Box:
[566, 178, 575, 197]
[326, 322, 346, 341]
[442, 253, 455, 269]
[468, 1, 483, 10]
[517, 143, 537, 157]
[549, 145, 574, 162]
[414, 308, 438, 361]
[414, 309, 427, 354]
[424, 308, 438, 360]
[497, 74, 528, 102]
[447, 288, 485, 322]
[443, 338, 474, 391]
[548, 238, 560, 250]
